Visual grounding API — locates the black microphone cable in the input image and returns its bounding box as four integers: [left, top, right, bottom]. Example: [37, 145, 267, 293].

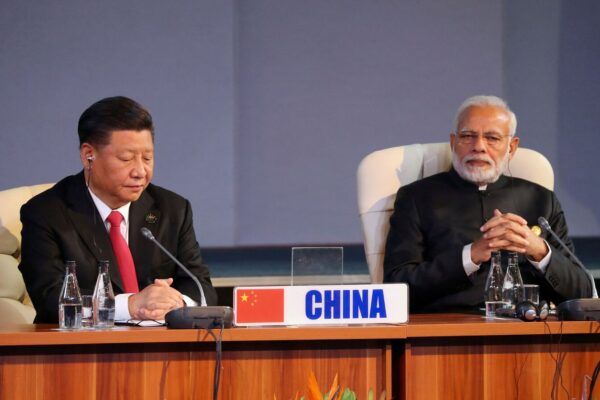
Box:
[589, 359, 600, 400]
[206, 319, 225, 400]
[545, 319, 571, 400]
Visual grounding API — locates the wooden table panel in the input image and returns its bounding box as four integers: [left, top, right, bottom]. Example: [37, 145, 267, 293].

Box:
[0, 339, 389, 400]
[399, 335, 600, 400]
[219, 341, 389, 400]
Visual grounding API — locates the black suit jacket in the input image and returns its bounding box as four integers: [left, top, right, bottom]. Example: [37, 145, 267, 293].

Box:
[19, 172, 217, 323]
[383, 169, 593, 312]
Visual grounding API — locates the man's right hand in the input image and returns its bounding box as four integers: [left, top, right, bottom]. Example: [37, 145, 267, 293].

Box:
[127, 278, 185, 320]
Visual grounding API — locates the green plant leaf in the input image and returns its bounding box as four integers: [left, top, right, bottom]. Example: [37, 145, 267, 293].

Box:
[340, 388, 357, 400]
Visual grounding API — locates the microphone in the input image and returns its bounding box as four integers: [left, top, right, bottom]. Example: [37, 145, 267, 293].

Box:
[140, 227, 233, 329]
[537, 217, 597, 298]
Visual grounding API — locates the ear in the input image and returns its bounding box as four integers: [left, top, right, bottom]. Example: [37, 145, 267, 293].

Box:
[449, 132, 456, 151]
[508, 136, 520, 159]
[80, 143, 95, 168]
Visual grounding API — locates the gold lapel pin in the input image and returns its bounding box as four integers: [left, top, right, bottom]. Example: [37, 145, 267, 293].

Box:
[531, 225, 542, 236]
[145, 213, 158, 224]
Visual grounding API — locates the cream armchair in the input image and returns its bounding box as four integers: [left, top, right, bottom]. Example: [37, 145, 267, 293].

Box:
[0, 183, 54, 323]
[357, 143, 554, 284]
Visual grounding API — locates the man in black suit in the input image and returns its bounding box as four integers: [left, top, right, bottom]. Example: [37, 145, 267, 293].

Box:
[19, 96, 217, 323]
[383, 95, 594, 312]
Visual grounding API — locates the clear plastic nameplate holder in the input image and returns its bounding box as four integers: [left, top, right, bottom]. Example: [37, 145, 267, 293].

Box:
[291, 247, 344, 286]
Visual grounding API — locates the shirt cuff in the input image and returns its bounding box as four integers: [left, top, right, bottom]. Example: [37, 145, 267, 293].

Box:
[115, 293, 133, 321]
[463, 243, 481, 276]
[527, 240, 552, 273]
[182, 294, 198, 307]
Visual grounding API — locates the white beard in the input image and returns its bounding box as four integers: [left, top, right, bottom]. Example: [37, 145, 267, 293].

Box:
[452, 147, 510, 185]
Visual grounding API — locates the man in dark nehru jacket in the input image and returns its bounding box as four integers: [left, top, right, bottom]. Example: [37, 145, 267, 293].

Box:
[19, 96, 217, 323]
[383, 95, 594, 312]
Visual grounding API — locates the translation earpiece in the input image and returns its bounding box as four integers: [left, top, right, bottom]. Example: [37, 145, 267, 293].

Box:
[515, 301, 537, 321]
[515, 300, 549, 322]
[537, 300, 549, 320]
[86, 154, 95, 171]
[495, 300, 549, 321]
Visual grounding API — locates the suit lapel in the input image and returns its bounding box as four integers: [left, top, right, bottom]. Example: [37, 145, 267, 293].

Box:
[64, 172, 123, 292]
[129, 189, 160, 289]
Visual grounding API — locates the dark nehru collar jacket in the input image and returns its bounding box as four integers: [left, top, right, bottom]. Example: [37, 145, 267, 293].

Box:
[19, 171, 217, 323]
[383, 168, 592, 312]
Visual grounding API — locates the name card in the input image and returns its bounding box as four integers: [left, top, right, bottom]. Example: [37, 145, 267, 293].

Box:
[233, 284, 408, 326]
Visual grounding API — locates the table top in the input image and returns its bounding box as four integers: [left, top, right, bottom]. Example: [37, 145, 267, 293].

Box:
[1, 313, 598, 347]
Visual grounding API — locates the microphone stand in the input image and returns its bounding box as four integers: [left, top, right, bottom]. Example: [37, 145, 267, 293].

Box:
[538, 217, 597, 298]
[538, 217, 600, 321]
[140, 227, 232, 400]
[140, 227, 233, 328]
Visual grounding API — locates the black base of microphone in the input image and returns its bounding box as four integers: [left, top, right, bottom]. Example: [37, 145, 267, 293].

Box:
[165, 306, 234, 329]
[557, 298, 600, 321]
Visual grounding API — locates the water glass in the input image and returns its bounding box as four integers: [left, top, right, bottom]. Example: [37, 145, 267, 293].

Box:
[81, 295, 94, 328]
[523, 284, 539, 305]
[485, 301, 510, 317]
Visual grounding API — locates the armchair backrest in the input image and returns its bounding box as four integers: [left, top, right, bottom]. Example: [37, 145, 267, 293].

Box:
[356, 143, 554, 283]
[0, 183, 54, 323]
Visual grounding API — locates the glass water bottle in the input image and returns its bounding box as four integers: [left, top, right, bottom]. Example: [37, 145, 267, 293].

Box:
[93, 260, 116, 328]
[502, 252, 524, 309]
[58, 260, 83, 329]
[484, 251, 505, 317]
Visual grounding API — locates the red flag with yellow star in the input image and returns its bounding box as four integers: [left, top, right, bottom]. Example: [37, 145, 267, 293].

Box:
[235, 288, 285, 323]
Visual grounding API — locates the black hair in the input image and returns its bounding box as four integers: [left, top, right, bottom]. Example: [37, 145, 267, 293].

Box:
[77, 96, 154, 147]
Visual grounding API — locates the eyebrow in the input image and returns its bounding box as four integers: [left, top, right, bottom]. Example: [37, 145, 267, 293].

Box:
[117, 148, 154, 154]
[459, 129, 503, 136]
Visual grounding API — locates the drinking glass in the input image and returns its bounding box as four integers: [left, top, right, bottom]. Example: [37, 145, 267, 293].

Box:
[523, 284, 539, 305]
[81, 295, 94, 328]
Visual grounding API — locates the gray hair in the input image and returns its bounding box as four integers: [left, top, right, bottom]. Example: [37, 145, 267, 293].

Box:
[455, 95, 517, 137]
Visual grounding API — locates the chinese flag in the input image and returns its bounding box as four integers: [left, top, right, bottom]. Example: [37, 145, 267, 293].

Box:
[236, 288, 285, 323]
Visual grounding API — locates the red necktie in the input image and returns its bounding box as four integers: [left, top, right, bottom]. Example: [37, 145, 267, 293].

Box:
[106, 211, 139, 293]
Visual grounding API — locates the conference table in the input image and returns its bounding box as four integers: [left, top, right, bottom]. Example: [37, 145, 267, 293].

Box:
[1, 314, 598, 400]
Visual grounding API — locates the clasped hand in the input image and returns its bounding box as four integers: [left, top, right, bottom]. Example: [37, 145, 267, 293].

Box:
[128, 278, 185, 320]
[471, 209, 548, 265]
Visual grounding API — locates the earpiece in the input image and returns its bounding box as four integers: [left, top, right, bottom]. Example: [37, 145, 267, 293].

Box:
[86, 155, 95, 163]
[515, 301, 537, 321]
[495, 300, 549, 321]
[515, 300, 548, 322]
[538, 300, 549, 320]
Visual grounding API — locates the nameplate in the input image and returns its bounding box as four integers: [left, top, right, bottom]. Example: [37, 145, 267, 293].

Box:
[233, 284, 408, 326]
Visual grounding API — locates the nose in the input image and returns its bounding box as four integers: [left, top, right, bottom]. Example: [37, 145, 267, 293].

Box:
[131, 158, 148, 179]
[471, 133, 487, 152]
